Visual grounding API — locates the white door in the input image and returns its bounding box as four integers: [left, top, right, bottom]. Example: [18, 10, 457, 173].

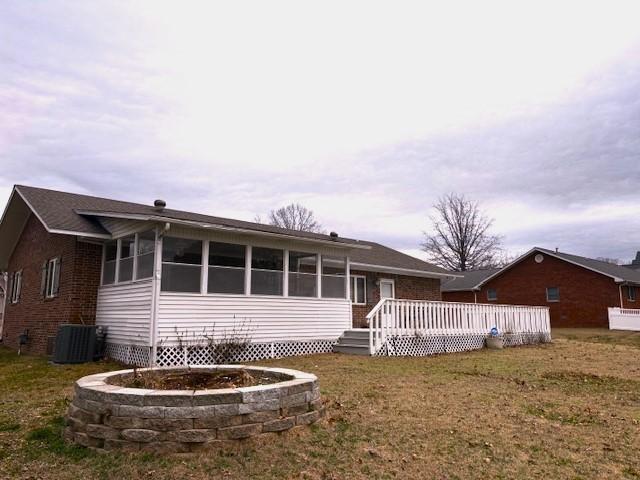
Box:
[380, 279, 395, 299]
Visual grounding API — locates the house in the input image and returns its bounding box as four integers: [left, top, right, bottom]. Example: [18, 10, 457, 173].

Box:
[440, 268, 500, 304]
[442, 247, 640, 328]
[0, 272, 6, 340]
[0, 185, 453, 364]
[623, 251, 640, 271]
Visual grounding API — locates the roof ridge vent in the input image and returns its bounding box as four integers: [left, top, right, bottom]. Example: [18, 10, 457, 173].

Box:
[154, 199, 166, 212]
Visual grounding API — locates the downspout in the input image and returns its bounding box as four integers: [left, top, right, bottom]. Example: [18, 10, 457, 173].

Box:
[618, 283, 624, 309]
[149, 222, 170, 366]
[473, 290, 477, 304]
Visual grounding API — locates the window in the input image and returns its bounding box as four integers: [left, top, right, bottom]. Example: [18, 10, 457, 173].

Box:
[102, 241, 117, 285]
[546, 287, 560, 302]
[136, 230, 156, 280]
[288, 251, 317, 297]
[161, 237, 203, 293]
[251, 247, 283, 296]
[41, 257, 61, 298]
[9, 270, 22, 304]
[350, 275, 366, 304]
[628, 286, 637, 302]
[321, 255, 346, 298]
[487, 288, 497, 301]
[118, 235, 135, 282]
[208, 241, 246, 294]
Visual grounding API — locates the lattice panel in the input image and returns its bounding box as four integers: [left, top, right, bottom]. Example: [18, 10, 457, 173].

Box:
[376, 332, 551, 357]
[104, 343, 151, 366]
[155, 340, 335, 367]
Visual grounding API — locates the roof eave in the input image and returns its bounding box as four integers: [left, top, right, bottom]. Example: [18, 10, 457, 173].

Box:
[350, 262, 461, 279]
[75, 210, 371, 250]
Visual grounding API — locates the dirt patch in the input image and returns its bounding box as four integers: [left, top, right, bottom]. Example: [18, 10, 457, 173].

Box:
[109, 368, 283, 390]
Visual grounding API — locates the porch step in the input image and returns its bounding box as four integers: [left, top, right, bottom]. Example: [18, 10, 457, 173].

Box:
[333, 330, 371, 356]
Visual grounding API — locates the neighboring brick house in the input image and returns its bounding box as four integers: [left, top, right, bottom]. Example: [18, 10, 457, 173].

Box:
[0, 185, 451, 359]
[442, 248, 640, 328]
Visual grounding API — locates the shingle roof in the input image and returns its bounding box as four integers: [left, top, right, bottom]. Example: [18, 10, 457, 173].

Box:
[441, 268, 500, 292]
[535, 247, 640, 284]
[10, 185, 451, 277]
[348, 240, 452, 276]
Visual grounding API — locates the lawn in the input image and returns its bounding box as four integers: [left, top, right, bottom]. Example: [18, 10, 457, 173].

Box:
[1, 329, 640, 479]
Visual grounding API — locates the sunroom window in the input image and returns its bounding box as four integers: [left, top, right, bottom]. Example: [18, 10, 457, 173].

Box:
[208, 242, 246, 294]
[322, 255, 346, 298]
[288, 251, 317, 297]
[118, 235, 135, 282]
[136, 230, 156, 280]
[161, 237, 202, 293]
[102, 241, 117, 285]
[251, 247, 283, 296]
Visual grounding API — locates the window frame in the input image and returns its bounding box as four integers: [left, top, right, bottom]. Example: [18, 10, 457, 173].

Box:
[486, 288, 497, 302]
[207, 241, 247, 295]
[546, 287, 560, 302]
[9, 270, 22, 304]
[350, 275, 367, 305]
[628, 286, 636, 302]
[160, 236, 203, 293]
[250, 246, 285, 297]
[43, 257, 61, 299]
[101, 230, 157, 286]
[287, 250, 317, 298]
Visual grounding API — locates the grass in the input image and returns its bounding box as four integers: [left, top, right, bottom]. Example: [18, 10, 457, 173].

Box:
[0, 329, 639, 479]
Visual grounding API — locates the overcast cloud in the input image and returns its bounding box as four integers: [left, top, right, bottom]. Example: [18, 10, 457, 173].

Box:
[1, 1, 639, 263]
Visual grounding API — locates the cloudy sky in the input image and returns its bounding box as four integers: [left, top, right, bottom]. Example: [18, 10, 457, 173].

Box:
[1, 1, 639, 263]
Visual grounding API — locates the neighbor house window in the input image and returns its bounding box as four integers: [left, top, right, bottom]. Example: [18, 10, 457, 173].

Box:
[208, 241, 246, 294]
[487, 288, 497, 301]
[546, 287, 560, 302]
[102, 241, 117, 285]
[161, 237, 203, 293]
[321, 255, 346, 298]
[251, 247, 283, 296]
[350, 275, 366, 304]
[136, 230, 156, 280]
[118, 235, 135, 282]
[41, 257, 61, 299]
[288, 251, 317, 297]
[9, 270, 22, 304]
[628, 286, 637, 302]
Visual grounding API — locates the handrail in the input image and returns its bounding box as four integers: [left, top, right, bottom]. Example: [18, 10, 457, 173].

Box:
[367, 298, 551, 355]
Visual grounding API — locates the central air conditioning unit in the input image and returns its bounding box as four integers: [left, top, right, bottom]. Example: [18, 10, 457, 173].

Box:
[52, 325, 106, 364]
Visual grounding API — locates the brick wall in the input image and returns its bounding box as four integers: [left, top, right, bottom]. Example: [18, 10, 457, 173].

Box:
[441, 290, 477, 303]
[351, 270, 441, 328]
[2, 214, 102, 355]
[443, 252, 627, 328]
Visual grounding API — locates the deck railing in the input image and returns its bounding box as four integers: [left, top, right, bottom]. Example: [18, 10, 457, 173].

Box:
[608, 307, 640, 331]
[366, 299, 551, 355]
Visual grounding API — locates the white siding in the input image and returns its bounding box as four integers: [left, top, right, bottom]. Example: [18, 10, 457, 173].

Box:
[157, 293, 351, 345]
[96, 280, 153, 345]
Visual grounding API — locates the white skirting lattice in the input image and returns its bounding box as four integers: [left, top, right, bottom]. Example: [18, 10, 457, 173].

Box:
[155, 339, 337, 367]
[104, 343, 151, 367]
[375, 332, 551, 357]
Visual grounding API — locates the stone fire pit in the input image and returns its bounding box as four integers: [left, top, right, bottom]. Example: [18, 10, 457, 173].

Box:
[64, 365, 323, 453]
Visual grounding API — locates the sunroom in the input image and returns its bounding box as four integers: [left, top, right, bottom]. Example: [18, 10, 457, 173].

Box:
[95, 220, 366, 366]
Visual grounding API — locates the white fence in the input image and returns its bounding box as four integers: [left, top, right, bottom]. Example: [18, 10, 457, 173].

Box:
[367, 299, 551, 355]
[608, 307, 640, 331]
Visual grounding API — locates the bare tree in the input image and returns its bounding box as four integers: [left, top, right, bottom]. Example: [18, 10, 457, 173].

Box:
[422, 193, 503, 271]
[258, 203, 324, 233]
